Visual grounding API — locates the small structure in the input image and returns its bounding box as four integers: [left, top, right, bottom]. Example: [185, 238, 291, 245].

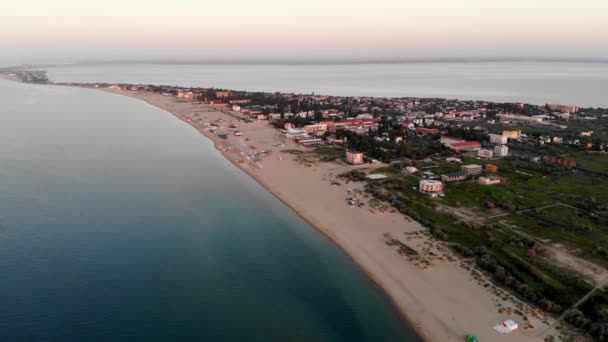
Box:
[346, 151, 365, 165]
[405, 166, 418, 174]
[442, 172, 467, 183]
[366, 173, 388, 180]
[421, 171, 440, 180]
[485, 164, 498, 173]
[446, 157, 462, 164]
[479, 176, 501, 185]
[462, 164, 483, 175]
[298, 138, 323, 146]
[304, 123, 328, 134]
[494, 319, 519, 334]
[419, 180, 444, 196]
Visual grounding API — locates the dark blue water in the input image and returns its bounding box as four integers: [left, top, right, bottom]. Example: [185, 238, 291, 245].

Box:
[0, 79, 421, 341]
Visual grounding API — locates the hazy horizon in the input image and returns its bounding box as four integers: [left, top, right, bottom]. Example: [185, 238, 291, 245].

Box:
[2, 0, 608, 67]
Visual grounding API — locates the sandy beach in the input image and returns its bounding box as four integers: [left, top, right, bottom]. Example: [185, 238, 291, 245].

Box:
[100, 88, 558, 342]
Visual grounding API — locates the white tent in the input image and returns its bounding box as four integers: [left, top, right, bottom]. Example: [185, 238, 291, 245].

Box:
[494, 319, 519, 334]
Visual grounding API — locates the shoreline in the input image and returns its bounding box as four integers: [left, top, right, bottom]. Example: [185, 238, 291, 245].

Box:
[75, 85, 555, 341]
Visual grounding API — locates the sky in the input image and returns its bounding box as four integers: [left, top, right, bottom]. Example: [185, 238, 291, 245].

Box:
[1, 0, 608, 66]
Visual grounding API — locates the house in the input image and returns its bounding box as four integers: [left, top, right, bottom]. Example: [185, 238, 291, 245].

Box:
[485, 164, 498, 173]
[477, 149, 494, 159]
[405, 166, 418, 174]
[494, 145, 509, 157]
[346, 151, 364, 165]
[462, 164, 483, 175]
[489, 133, 508, 144]
[446, 157, 462, 164]
[442, 172, 466, 183]
[419, 180, 444, 196]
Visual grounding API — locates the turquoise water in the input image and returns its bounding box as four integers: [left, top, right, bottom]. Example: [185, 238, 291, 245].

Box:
[0, 79, 421, 341]
[47, 62, 608, 107]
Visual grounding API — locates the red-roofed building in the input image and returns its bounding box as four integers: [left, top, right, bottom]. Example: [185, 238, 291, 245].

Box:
[416, 127, 440, 135]
[210, 101, 228, 106]
[401, 121, 414, 129]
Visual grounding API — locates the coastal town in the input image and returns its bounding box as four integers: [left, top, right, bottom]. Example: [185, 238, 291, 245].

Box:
[5, 70, 608, 342]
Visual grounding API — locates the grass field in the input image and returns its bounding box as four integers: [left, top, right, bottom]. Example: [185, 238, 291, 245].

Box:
[359, 152, 608, 329]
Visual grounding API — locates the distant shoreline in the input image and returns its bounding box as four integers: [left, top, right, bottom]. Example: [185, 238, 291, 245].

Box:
[12, 58, 608, 69]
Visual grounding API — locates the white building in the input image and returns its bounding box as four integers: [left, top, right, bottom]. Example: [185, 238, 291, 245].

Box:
[489, 133, 508, 144]
[494, 145, 509, 157]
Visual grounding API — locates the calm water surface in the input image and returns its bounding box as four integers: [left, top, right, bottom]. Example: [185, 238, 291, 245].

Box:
[0, 79, 421, 341]
[47, 62, 608, 107]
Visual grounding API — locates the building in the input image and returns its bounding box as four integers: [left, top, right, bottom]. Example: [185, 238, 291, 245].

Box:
[442, 172, 467, 183]
[216, 91, 230, 98]
[497, 114, 542, 124]
[346, 151, 364, 165]
[440, 136, 465, 146]
[494, 145, 509, 157]
[415, 127, 440, 135]
[502, 130, 521, 139]
[479, 177, 502, 185]
[177, 91, 195, 99]
[548, 104, 578, 113]
[485, 164, 498, 173]
[449, 141, 482, 152]
[543, 156, 577, 167]
[419, 180, 444, 195]
[304, 123, 328, 134]
[405, 166, 418, 174]
[489, 133, 508, 144]
[478, 149, 494, 159]
[462, 164, 483, 175]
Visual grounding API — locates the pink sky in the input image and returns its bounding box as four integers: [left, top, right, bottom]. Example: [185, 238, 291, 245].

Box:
[2, 0, 607, 65]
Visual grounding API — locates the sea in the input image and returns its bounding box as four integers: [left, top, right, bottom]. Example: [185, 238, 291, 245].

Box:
[0, 78, 422, 341]
[46, 62, 608, 108]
